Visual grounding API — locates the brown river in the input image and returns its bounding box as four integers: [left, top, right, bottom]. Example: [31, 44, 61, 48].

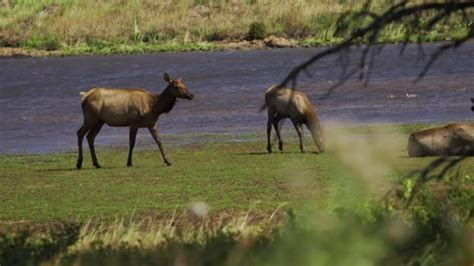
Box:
[0, 43, 473, 153]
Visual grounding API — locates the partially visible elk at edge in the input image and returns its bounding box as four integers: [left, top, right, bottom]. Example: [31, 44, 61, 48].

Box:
[261, 85, 325, 154]
[76, 73, 194, 169]
[407, 123, 474, 157]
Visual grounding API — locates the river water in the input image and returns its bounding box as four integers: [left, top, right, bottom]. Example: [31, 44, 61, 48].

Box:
[1, 43, 473, 153]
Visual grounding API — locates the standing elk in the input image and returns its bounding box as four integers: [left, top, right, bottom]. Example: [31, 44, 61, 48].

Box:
[76, 73, 194, 169]
[407, 123, 474, 157]
[261, 85, 325, 154]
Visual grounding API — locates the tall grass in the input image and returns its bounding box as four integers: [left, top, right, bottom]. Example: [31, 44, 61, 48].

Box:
[2, 172, 472, 265]
[11, 0, 75, 7]
[0, 0, 471, 54]
[1, 209, 287, 265]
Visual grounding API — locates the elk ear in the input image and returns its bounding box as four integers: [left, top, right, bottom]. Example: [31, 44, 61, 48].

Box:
[177, 77, 182, 82]
[164, 73, 172, 83]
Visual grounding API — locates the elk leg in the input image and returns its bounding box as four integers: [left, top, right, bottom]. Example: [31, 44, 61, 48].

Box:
[267, 110, 276, 153]
[273, 114, 284, 152]
[292, 119, 305, 153]
[76, 124, 91, 169]
[267, 119, 272, 153]
[127, 127, 138, 167]
[148, 126, 172, 166]
[87, 122, 104, 168]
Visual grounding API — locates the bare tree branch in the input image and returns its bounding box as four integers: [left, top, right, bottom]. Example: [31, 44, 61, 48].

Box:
[280, 1, 474, 89]
[406, 155, 467, 204]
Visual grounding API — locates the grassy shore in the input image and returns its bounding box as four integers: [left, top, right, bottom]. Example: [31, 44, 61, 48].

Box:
[0, 126, 438, 222]
[0, 0, 472, 56]
[1, 124, 472, 222]
[1, 125, 473, 264]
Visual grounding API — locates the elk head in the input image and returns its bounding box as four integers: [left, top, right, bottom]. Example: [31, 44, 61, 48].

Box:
[164, 73, 194, 100]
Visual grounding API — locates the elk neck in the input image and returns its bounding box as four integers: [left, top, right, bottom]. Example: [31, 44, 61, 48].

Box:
[154, 86, 177, 115]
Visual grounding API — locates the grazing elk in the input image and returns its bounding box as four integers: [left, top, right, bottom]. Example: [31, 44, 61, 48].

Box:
[261, 85, 325, 154]
[407, 123, 474, 157]
[76, 73, 194, 169]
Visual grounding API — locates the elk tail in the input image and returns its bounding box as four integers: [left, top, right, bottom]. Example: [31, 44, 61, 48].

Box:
[79, 90, 93, 101]
[260, 85, 280, 112]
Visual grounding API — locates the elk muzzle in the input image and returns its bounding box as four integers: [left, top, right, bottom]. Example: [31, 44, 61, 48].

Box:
[186, 92, 194, 100]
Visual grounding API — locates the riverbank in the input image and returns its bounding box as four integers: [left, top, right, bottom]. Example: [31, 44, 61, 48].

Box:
[1, 0, 471, 58]
[0, 37, 298, 58]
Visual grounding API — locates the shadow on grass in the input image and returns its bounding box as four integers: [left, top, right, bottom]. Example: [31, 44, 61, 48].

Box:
[240, 151, 320, 156]
[38, 166, 124, 172]
[37, 168, 77, 172]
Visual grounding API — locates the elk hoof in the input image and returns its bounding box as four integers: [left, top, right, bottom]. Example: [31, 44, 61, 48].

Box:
[76, 158, 82, 169]
[165, 160, 172, 166]
[267, 144, 273, 153]
[93, 163, 102, 169]
[127, 163, 133, 167]
[278, 142, 283, 152]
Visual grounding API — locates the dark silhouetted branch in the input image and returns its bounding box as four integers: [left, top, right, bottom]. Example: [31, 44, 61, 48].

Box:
[280, 1, 474, 90]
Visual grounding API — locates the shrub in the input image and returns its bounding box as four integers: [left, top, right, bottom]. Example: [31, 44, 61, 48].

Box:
[247, 22, 266, 40]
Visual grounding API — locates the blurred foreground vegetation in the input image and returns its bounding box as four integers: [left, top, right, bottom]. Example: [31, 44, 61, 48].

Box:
[0, 125, 473, 265]
[0, 0, 472, 55]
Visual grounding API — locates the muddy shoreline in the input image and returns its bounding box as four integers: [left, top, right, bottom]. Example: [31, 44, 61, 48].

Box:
[0, 36, 299, 59]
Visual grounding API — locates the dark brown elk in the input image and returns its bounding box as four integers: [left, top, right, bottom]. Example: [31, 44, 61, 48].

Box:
[261, 85, 324, 154]
[407, 123, 474, 157]
[76, 73, 194, 169]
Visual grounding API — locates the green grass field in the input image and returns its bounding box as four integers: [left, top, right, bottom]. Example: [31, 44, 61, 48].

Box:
[1, 125, 472, 222]
[1, 125, 473, 265]
[0, 137, 338, 222]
